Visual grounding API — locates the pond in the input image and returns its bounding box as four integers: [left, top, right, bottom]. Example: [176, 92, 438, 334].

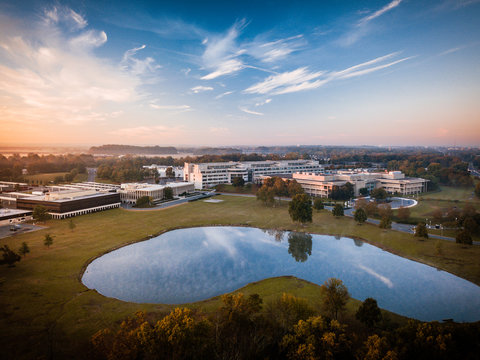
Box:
[82, 226, 480, 322]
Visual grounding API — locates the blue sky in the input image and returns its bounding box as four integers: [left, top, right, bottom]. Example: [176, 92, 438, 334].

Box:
[0, 0, 479, 146]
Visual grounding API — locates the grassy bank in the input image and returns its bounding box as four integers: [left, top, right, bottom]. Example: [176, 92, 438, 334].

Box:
[0, 195, 479, 359]
[24, 172, 87, 185]
[394, 185, 480, 224]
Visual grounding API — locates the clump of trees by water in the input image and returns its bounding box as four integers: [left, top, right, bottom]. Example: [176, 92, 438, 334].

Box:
[90, 280, 480, 360]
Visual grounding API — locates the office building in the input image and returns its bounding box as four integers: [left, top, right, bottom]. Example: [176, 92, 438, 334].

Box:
[184, 160, 323, 189]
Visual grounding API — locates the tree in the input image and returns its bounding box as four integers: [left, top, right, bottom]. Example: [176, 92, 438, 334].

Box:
[265, 293, 315, 334]
[44, 234, 54, 248]
[359, 187, 369, 196]
[320, 278, 350, 320]
[354, 208, 367, 224]
[288, 193, 312, 224]
[68, 219, 76, 232]
[379, 216, 392, 229]
[365, 201, 378, 217]
[475, 182, 480, 199]
[32, 205, 51, 222]
[232, 176, 245, 187]
[165, 166, 174, 178]
[163, 186, 173, 200]
[463, 217, 478, 235]
[18, 242, 30, 258]
[378, 204, 392, 219]
[281, 316, 350, 360]
[332, 204, 344, 217]
[136, 195, 153, 208]
[397, 207, 410, 222]
[415, 222, 429, 239]
[456, 229, 472, 245]
[0, 245, 21, 267]
[371, 188, 388, 201]
[256, 185, 275, 207]
[313, 197, 324, 211]
[356, 298, 382, 329]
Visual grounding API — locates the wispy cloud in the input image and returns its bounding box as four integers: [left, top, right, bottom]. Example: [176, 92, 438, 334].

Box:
[191, 85, 214, 93]
[244, 67, 325, 95]
[44, 6, 87, 29]
[244, 52, 412, 96]
[247, 34, 305, 63]
[200, 20, 246, 80]
[0, 7, 150, 125]
[110, 125, 184, 138]
[255, 98, 272, 106]
[121, 45, 161, 77]
[339, 0, 403, 46]
[150, 104, 191, 110]
[239, 106, 263, 116]
[215, 91, 234, 99]
[358, 0, 403, 26]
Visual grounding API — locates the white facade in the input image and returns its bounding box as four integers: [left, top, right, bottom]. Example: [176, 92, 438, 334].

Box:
[119, 182, 194, 204]
[184, 160, 323, 189]
[291, 170, 428, 198]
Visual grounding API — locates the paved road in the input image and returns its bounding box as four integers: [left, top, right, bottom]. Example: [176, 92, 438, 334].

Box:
[87, 167, 97, 182]
[0, 223, 45, 239]
[217, 192, 479, 245]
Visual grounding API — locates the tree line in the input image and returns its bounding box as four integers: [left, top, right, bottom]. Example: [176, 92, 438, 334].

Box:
[89, 282, 480, 360]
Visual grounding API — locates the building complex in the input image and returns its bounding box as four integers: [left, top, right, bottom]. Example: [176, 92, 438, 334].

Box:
[184, 160, 323, 189]
[16, 190, 121, 219]
[119, 182, 194, 204]
[289, 170, 428, 198]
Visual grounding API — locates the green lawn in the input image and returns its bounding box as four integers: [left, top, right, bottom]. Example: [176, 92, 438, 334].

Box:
[24, 172, 87, 185]
[421, 185, 476, 201]
[0, 195, 479, 359]
[395, 185, 480, 223]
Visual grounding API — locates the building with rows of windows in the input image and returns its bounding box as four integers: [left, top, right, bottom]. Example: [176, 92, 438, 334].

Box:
[288, 170, 428, 198]
[183, 160, 323, 189]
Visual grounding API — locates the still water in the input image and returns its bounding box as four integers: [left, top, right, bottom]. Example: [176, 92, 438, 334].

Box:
[82, 226, 480, 321]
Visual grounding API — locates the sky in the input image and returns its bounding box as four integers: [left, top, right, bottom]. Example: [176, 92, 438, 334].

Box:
[0, 0, 479, 147]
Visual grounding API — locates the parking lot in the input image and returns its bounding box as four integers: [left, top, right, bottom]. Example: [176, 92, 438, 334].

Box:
[0, 223, 45, 239]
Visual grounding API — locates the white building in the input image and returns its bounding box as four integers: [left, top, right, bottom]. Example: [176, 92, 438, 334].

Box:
[143, 165, 184, 179]
[119, 182, 194, 204]
[184, 160, 323, 189]
[289, 170, 428, 198]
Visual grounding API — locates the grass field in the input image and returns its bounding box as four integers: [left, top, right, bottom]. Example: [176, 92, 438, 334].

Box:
[0, 195, 479, 359]
[395, 185, 480, 223]
[24, 172, 88, 185]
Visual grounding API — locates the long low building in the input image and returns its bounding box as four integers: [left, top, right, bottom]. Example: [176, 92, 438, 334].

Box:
[16, 190, 121, 219]
[267, 170, 428, 198]
[184, 160, 323, 189]
[119, 182, 194, 204]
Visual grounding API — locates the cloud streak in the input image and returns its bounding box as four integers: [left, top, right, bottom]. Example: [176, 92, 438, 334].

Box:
[243, 52, 412, 96]
[239, 106, 263, 116]
[359, 0, 402, 25]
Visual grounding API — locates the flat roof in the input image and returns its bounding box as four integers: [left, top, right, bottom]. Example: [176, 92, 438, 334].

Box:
[0, 208, 32, 219]
[23, 191, 117, 203]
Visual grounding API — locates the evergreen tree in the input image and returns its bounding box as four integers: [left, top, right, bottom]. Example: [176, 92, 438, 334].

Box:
[0, 245, 21, 267]
[415, 222, 429, 239]
[18, 242, 30, 258]
[313, 198, 324, 211]
[44, 234, 54, 248]
[288, 194, 313, 224]
[354, 208, 367, 224]
[332, 204, 344, 217]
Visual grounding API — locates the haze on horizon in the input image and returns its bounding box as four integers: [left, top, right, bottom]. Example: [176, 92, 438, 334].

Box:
[0, 0, 479, 147]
